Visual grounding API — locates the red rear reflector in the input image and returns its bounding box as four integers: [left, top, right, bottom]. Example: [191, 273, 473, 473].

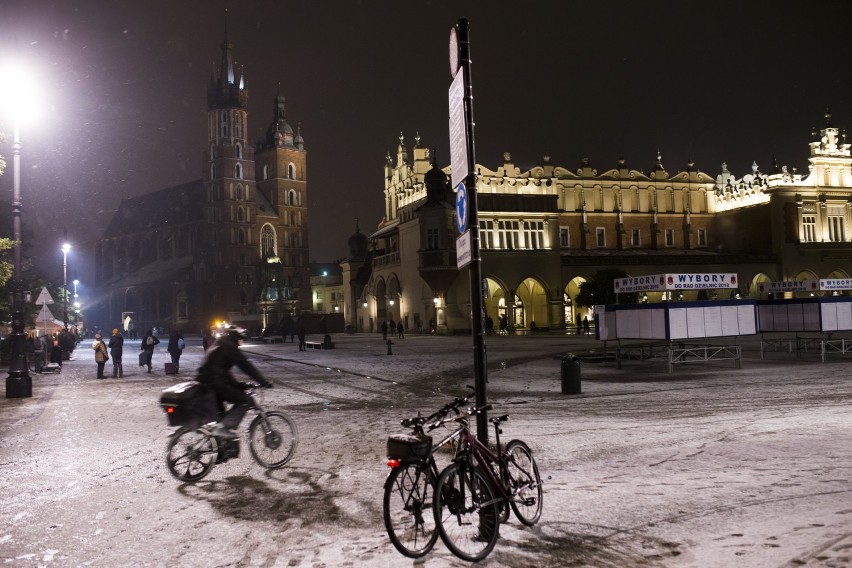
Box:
[387, 458, 400, 469]
[166, 407, 175, 414]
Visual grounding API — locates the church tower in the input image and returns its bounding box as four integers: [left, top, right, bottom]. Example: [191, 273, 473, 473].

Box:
[203, 29, 260, 315]
[255, 88, 311, 316]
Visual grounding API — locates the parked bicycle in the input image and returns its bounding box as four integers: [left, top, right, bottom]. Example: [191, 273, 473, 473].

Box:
[432, 403, 543, 562]
[162, 382, 298, 482]
[383, 393, 474, 558]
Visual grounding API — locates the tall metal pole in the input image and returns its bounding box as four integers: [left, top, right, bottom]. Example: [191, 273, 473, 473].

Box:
[6, 121, 32, 398]
[62, 244, 69, 330]
[457, 18, 489, 443]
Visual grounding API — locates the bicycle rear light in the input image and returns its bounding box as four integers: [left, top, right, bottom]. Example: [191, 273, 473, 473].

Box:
[166, 406, 175, 414]
[387, 458, 401, 469]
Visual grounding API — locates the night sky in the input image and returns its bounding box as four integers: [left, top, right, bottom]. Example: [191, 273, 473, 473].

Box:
[2, 0, 851, 295]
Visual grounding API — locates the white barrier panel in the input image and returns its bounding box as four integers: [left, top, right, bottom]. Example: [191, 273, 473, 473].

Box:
[600, 300, 757, 340]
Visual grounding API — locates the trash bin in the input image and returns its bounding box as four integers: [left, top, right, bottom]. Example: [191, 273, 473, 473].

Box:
[323, 334, 333, 349]
[561, 354, 581, 394]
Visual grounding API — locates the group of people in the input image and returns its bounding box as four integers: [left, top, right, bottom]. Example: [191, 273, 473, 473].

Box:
[90, 328, 185, 379]
[380, 319, 405, 340]
[20, 329, 78, 373]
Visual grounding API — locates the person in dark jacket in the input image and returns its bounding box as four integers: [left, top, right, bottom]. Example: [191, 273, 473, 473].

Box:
[108, 328, 124, 378]
[167, 330, 184, 373]
[297, 327, 306, 351]
[141, 329, 160, 373]
[196, 326, 272, 439]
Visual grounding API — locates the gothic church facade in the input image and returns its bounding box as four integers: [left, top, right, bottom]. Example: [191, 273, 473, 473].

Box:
[93, 32, 310, 335]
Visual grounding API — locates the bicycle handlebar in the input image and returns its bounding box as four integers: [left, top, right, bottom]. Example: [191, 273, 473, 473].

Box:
[399, 389, 476, 430]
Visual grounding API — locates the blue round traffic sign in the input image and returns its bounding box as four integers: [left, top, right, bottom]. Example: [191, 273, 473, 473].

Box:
[455, 182, 468, 234]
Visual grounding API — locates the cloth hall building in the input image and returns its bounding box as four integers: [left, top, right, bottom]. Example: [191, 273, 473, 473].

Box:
[342, 118, 852, 335]
[92, 33, 310, 335]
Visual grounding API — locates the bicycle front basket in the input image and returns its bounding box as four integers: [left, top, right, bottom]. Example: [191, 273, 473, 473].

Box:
[387, 433, 432, 462]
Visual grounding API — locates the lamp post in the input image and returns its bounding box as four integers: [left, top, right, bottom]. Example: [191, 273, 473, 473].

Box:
[3, 69, 31, 397]
[61, 243, 70, 330]
[3, 59, 39, 397]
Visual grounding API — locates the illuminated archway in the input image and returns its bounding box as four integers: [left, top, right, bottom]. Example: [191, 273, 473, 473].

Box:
[514, 277, 548, 330]
[750, 273, 771, 299]
[564, 276, 587, 327]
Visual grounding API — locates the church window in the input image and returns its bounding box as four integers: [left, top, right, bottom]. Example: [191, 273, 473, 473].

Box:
[235, 163, 243, 179]
[237, 207, 245, 222]
[261, 224, 276, 257]
[210, 164, 216, 179]
[238, 228, 246, 245]
[288, 189, 297, 206]
[262, 164, 270, 180]
[220, 111, 228, 137]
[236, 185, 243, 200]
[234, 113, 242, 138]
[288, 163, 296, 179]
[235, 144, 242, 159]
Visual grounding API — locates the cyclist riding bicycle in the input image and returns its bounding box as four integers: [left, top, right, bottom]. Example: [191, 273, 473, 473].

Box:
[196, 326, 272, 440]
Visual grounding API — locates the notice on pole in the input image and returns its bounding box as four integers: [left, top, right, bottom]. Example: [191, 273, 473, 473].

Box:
[456, 230, 471, 269]
[448, 71, 468, 189]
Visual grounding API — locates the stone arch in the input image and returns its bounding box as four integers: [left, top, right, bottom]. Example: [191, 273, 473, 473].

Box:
[513, 276, 549, 330]
[483, 277, 509, 331]
[564, 275, 587, 326]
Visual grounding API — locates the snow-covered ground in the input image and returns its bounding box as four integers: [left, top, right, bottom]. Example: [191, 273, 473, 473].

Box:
[1, 332, 850, 567]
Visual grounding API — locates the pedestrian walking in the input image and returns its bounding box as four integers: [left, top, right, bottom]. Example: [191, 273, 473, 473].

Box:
[50, 336, 63, 366]
[167, 330, 185, 373]
[92, 333, 109, 379]
[297, 327, 306, 351]
[396, 321, 404, 339]
[583, 315, 590, 335]
[381, 321, 388, 340]
[576, 313, 582, 335]
[202, 329, 213, 351]
[141, 329, 160, 373]
[389, 319, 396, 337]
[108, 328, 124, 378]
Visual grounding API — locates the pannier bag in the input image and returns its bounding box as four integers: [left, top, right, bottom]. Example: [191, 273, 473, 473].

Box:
[160, 381, 219, 427]
[387, 433, 432, 462]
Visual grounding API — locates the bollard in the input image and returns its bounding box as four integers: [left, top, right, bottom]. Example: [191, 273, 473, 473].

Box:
[386, 340, 394, 355]
[560, 354, 581, 394]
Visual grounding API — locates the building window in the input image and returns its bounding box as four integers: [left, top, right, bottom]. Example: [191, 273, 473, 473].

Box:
[235, 144, 242, 159]
[523, 220, 544, 250]
[498, 220, 519, 249]
[595, 228, 605, 247]
[480, 220, 494, 249]
[426, 228, 439, 249]
[238, 228, 246, 245]
[236, 185, 243, 200]
[262, 164, 270, 180]
[697, 228, 707, 247]
[237, 207, 245, 222]
[665, 228, 674, 246]
[828, 215, 846, 242]
[631, 228, 640, 247]
[288, 189, 297, 206]
[802, 215, 816, 242]
[288, 163, 296, 179]
[220, 111, 228, 137]
[210, 164, 216, 179]
[559, 227, 570, 248]
[235, 163, 243, 179]
[177, 300, 188, 319]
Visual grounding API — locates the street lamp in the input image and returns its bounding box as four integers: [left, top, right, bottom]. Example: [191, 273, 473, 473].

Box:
[3, 59, 38, 398]
[61, 243, 71, 330]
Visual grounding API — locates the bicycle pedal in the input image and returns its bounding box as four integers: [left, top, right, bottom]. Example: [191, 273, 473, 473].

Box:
[523, 497, 537, 506]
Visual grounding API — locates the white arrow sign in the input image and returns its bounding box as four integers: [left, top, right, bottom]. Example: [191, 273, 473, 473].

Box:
[35, 286, 55, 305]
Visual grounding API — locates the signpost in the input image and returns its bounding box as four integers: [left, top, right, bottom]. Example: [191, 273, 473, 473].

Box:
[448, 18, 489, 443]
[35, 286, 55, 338]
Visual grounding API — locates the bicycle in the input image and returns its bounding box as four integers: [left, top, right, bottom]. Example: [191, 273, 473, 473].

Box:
[163, 383, 298, 482]
[432, 404, 543, 562]
[383, 393, 473, 558]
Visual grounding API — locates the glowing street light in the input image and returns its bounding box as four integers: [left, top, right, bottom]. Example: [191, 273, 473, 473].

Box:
[2, 58, 40, 398]
[61, 243, 71, 330]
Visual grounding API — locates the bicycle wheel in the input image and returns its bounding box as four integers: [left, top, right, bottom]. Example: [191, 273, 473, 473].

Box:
[433, 462, 500, 562]
[248, 410, 298, 468]
[383, 462, 439, 558]
[166, 426, 218, 482]
[504, 440, 543, 526]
